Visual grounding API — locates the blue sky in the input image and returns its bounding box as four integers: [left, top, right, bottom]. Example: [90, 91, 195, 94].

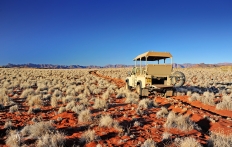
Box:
[0, 0, 232, 66]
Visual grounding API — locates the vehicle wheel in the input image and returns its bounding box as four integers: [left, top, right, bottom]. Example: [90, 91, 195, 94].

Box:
[164, 93, 167, 98]
[136, 84, 142, 96]
[153, 91, 158, 97]
[125, 82, 131, 91]
[171, 71, 185, 87]
[173, 91, 177, 96]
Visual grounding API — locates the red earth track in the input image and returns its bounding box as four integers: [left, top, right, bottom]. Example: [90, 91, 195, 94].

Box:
[90, 71, 232, 120]
[90, 70, 126, 89]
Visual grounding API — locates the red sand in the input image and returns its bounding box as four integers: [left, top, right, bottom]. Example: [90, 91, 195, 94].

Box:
[1, 71, 232, 147]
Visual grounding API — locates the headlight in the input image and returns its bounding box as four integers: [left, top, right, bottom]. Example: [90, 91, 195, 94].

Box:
[146, 78, 151, 82]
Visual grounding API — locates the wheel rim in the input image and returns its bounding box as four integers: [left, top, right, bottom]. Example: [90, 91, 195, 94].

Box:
[171, 71, 185, 87]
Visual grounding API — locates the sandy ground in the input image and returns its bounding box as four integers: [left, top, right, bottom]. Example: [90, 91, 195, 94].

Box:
[1, 71, 232, 147]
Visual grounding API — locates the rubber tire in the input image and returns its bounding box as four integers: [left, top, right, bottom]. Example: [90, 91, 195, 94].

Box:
[136, 84, 142, 96]
[125, 82, 131, 91]
[163, 92, 167, 98]
[171, 71, 185, 87]
[173, 91, 177, 96]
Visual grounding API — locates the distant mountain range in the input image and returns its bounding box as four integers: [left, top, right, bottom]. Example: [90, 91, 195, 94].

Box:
[1, 63, 134, 69]
[1, 63, 232, 69]
[172, 63, 232, 68]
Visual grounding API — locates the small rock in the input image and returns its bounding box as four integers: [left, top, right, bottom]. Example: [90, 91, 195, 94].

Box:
[227, 117, 232, 120]
[123, 113, 128, 117]
[132, 116, 137, 121]
[203, 115, 208, 118]
[130, 134, 135, 139]
[210, 118, 216, 123]
[154, 125, 161, 129]
[181, 108, 188, 113]
[96, 144, 102, 147]
[214, 117, 219, 122]
[134, 121, 141, 127]
[89, 124, 95, 128]
[118, 139, 124, 144]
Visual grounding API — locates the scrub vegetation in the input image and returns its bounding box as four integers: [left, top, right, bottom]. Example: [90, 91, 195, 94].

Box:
[1, 67, 232, 146]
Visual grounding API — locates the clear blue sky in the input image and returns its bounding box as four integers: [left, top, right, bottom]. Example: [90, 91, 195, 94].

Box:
[0, 0, 232, 66]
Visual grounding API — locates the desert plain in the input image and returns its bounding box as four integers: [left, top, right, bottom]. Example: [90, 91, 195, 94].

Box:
[1, 67, 232, 147]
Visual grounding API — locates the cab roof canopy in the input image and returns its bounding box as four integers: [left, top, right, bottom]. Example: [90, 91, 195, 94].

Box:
[133, 51, 172, 61]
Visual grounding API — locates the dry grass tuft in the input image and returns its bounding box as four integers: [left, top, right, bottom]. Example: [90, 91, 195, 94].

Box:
[5, 130, 21, 147]
[138, 98, 157, 109]
[22, 121, 55, 139]
[102, 91, 110, 100]
[156, 107, 169, 118]
[80, 129, 98, 143]
[9, 105, 18, 113]
[164, 111, 199, 132]
[189, 93, 200, 102]
[36, 132, 65, 147]
[175, 137, 202, 147]
[141, 138, 157, 147]
[5, 121, 64, 147]
[27, 95, 43, 108]
[51, 96, 58, 108]
[216, 95, 232, 110]
[99, 115, 113, 128]
[4, 119, 13, 129]
[71, 104, 85, 114]
[125, 92, 139, 104]
[216, 101, 232, 110]
[58, 106, 66, 114]
[78, 109, 92, 123]
[65, 100, 76, 111]
[20, 88, 35, 98]
[93, 98, 108, 110]
[162, 132, 172, 141]
[207, 131, 232, 147]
